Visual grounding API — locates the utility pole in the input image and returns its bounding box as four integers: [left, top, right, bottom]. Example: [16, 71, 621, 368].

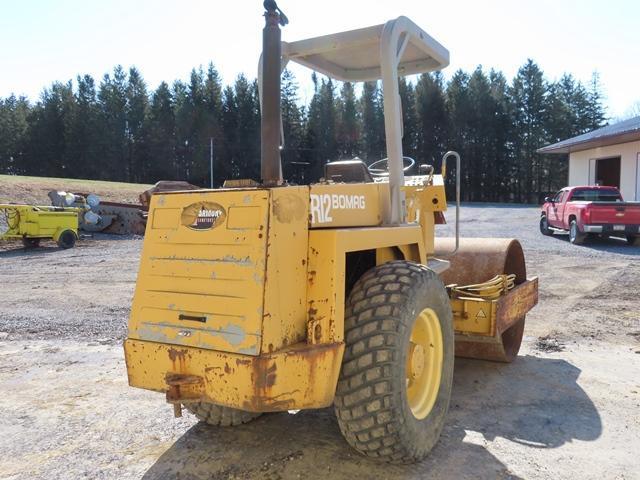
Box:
[210, 137, 214, 188]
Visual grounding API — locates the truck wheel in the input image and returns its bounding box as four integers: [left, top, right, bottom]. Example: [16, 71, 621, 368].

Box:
[627, 235, 640, 247]
[539, 215, 553, 236]
[334, 261, 454, 463]
[22, 237, 41, 248]
[185, 402, 261, 426]
[569, 220, 586, 245]
[56, 230, 77, 249]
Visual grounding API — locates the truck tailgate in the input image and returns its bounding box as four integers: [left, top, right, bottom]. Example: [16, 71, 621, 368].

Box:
[587, 202, 640, 224]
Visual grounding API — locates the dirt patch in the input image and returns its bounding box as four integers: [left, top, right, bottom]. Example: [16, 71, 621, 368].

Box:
[535, 333, 565, 352]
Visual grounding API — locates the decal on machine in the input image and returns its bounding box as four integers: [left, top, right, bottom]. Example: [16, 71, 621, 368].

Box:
[181, 202, 226, 230]
[310, 194, 366, 224]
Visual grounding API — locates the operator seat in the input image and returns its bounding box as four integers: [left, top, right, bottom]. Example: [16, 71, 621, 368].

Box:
[324, 159, 374, 183]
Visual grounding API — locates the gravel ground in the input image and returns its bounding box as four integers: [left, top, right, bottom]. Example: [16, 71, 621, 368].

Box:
[0, 233, 140, 342]
[1, 204, 639, 480]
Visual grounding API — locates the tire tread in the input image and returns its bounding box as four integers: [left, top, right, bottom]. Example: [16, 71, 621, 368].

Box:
[334, 260, 453, 463]
[185, 402, 261, 427]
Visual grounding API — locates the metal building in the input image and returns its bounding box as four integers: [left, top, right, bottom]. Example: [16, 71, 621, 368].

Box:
[539, 116, 640, 200]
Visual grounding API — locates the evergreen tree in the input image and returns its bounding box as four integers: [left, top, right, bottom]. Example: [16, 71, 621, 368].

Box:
[172, 79, 192, 180]
[0, 95, 30, 174]
[546, 76, 575, 142]
[220, 85, 239, 179]
[302, 73, 321, 180]
[204, 63, 224, 186]
[97, 66, 128, 181]
[543, 73, 602, 195]
[585, 72, 607, 130]
[445, 70, 471, 199]
[233, 75, 261, 180]
[466, 66, 494, 200]
[126, 67, 149, 182]
[281, 69, 305, 182]
[185, 67, 206, 183]
[360, 81, 384, 163]
[416, 72, 448, 172]
[566, 78, 592, 134]
[65, 75, 100, 179]
[305, 76, 338, 181]
[1, 59, 613, 203]
[145, 81, 176, 180]
[510, 59, 547, 202]
[24, 81, 74, 177]
[398, 77, 418, 162]
[336, 81, 360, 159]
[319, 78, 338, 161]
[488, 70, 513, 201]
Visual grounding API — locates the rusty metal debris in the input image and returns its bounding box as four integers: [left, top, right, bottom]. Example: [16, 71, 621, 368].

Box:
[80, 199, 147, 235]
[139, 181, 200, 208]
[48, 190, 148, 235]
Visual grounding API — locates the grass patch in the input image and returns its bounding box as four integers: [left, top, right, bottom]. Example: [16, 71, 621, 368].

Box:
[0, 174, 153, 205]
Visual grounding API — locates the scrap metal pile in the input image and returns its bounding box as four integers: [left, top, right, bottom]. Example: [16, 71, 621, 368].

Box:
[47, 180, 198, 236]
[48, 190, 147, 236]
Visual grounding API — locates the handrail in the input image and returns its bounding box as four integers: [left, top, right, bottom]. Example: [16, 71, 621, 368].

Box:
[441, 151, 461, 256]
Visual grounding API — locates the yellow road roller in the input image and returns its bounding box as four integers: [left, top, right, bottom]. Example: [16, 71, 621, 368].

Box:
[124, 2, 538, 463]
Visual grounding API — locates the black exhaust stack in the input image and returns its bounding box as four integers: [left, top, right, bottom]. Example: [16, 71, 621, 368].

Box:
[261, 1, 288, 186]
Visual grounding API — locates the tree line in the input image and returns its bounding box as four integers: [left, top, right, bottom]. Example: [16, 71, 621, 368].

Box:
[0, 60, 606, 202]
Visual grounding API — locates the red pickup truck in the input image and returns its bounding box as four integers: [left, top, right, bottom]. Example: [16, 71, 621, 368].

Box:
[540, 186, 640, 245]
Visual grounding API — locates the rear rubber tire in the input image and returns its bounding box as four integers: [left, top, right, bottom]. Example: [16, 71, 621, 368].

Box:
[22, 237, 41, 248]
[569, 220, 586, 245]
[56, 230, 77, 249]
[334, 261, 454, 463]
[627, 235, 640, 246]
[185, 402, 261, 426]
[539, 215, 553, 236]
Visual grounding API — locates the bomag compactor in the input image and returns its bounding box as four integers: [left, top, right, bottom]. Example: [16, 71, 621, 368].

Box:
[124, 2, 538, 463]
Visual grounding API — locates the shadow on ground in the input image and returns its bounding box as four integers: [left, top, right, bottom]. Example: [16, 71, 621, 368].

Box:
[0, 233, 131, 257]
[548, 231, 640, 255]
[142, 355, 601, 480]
[0, 244, 62, 257]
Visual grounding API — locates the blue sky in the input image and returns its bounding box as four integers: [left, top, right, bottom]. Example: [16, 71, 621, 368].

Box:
[1, 0, 638, 118]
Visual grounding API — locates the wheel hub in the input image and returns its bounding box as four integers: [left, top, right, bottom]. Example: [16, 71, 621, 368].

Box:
[408, 343, 425, 379]
[406, 308, 443, 420]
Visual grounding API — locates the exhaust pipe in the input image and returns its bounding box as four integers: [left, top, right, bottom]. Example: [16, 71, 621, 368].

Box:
[260, 1, 286, 186]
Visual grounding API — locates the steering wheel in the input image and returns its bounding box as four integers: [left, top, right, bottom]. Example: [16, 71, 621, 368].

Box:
[368, 156, 416, 177]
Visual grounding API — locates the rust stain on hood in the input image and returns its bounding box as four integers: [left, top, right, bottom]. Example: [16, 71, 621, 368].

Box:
[272, 194, 306, 223]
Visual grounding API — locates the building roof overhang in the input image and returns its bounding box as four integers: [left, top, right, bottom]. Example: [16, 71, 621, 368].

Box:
[537, 116, 640, 155]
